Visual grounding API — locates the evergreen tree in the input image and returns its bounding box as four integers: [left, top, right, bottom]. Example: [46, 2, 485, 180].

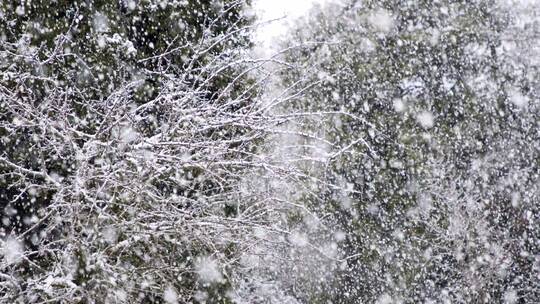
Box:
[278, 0, 539, 302]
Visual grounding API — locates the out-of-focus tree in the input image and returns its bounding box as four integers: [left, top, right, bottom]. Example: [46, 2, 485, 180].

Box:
[276, 0, 539, 302]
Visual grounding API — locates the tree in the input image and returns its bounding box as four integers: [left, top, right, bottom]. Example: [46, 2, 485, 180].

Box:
[276, 0, 539, 302]
[0, 0, 298, 302]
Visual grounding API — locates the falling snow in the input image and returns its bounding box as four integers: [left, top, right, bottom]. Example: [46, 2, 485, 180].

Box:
[416, 111, 434, 128]
[368, 9, 394, 33]
[163, 286, 179, 304]
[0, 0, 538, 303]
[195, 257, 224, 284]
[2, 237, 24, 265]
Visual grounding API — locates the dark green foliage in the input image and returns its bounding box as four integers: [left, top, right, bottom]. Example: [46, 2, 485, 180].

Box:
[280, 0, 539, 302]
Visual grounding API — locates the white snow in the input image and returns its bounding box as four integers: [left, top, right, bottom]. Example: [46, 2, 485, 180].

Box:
[2, 237, 24, 265]
[15, 6, 25, 16]
[163, 286, 179, 304]
[115, 290, 128, 302]
[289, 231, 309, 247]
[393, 98, 406, 112]
[510, 192, 520, 208]
[334, 231, 346, 242]
[93, 12, 109, 33]
[503, 289, 518, 304]
[2, 0, 539, 302]
[195, 257, 223, 283]
[416, 111, 434, 128]
[127, 1, 137, 11]
[376, 293, 393, 304]
[102, 227, 118, 244]
[368, 9, 394, 33]
[508, 88, 528, 108]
